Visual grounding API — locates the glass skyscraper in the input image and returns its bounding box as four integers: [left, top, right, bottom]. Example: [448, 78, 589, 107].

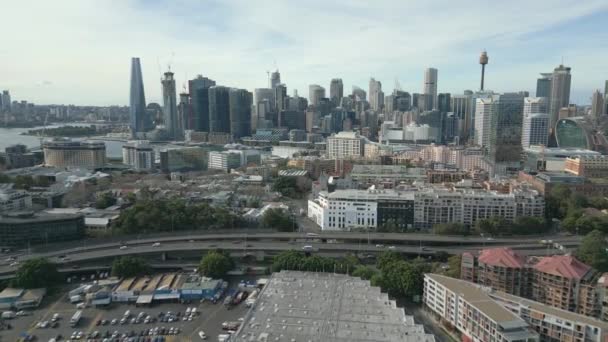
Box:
[129, 57, 148, 137]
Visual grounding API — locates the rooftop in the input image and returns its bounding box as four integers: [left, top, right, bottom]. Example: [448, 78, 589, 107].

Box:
[478, 247, 526, 269]
[234, 271, 434, 342]
[533, 255, 592, 280]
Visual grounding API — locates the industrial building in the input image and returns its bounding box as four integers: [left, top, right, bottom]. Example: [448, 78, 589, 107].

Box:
[234, 271, 435, 342]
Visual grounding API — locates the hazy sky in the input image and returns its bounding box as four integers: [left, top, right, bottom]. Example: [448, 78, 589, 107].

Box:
[2, 0, 607, 106]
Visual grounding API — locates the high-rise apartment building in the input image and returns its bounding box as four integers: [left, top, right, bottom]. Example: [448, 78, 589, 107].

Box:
[549, 65, 572, 132]
[188, 75, 216, 132]
[521, 113, 549, 148]
[368, 78, 384, 111]
[326, 131, 365, 159]
[122, 140, 155, 170]
[129, 58, 148, 137]
[329, 78, 343, 106]
[423, 68, 438, 110]
[308, 84, 325, 106]
[488, 93, 525, 174]
[161, 71, 180, 139]
[228, 88, 252, 139]
[208, 86, 231, 134]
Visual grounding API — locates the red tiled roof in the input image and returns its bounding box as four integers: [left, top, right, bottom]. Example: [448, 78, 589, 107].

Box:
[533, 255, 591, 280]
[478, 247, 525, 268]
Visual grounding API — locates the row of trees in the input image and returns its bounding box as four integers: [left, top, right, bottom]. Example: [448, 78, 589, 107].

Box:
[26, 125, 98, 137]
[546, 185, 608, 235]
[0, 174, 51, 189]
[576, 230, 608, 272]
[112, 199, 244, 234]
[433, 216, 548, 236]
[271, 250, 431, 300]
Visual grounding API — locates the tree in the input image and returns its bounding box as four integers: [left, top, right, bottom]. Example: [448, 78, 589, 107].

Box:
[474, 217, 508, 236]
[576, 230, 608, 272]
[96, 192, 117, 209]
[13, 258, 61, 289]
[111, 256, 151, 278]
[260, 208, 295, 232]
[378, 260, 425, 299]
[377, 251, 402, 272]
[512, 217, 549, 235]
[352, 265, 378, 280]
[199, 250, 234, 279]
[271, 250, 306, 272]
[378, 219, 399, 233]
[272, 177, 298, 198]
[433, 223, 469, 235]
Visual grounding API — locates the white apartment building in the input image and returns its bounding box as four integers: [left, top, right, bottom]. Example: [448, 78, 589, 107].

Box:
[308, 190, 378, 231]
[326, 131, 365, 159]
[208, 151, 242, 171]
[475, 96, 496, 147]
[521, 113, 549, 148]
[122, 140, 155, 170]
[0, 186, 32, 213]
[424, 274, 539, 342]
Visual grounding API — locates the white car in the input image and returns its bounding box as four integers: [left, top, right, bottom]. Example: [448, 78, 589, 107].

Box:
[388, 246, 396, 250]
[9, 261, 19, 267]
[152, 242, 161, 247]
[375, 244, 384, 248]
[198, 330, 207, 340]
[119, 245, 128, 250]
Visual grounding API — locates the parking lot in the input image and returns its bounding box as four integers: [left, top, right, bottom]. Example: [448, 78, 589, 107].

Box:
[0, 287, 251, 341]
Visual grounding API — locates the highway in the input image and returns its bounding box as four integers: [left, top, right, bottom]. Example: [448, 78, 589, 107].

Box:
[0, 231, 580, 278]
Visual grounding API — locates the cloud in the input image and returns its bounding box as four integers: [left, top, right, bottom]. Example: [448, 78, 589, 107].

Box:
[0, 0, 606, 105]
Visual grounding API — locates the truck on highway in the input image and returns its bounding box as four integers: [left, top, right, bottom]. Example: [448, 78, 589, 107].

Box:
[70, 310, 83, 327]
[70, 294, 83, 304]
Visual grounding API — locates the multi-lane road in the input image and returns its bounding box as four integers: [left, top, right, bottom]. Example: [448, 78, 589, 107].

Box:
[0, 231, 581, 278]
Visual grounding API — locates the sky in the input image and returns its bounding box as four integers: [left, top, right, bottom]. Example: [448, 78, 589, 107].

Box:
[1, 0, 607, 106]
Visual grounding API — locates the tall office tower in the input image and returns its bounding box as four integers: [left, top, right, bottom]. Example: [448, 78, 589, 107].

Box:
[394, 91, 411, 111]
[536, 73, 552, 98]
[1, 90, 11, 113]
[523, 97, 548, 117]
[522, 113, 549, 148]
[208, 86, 231, 134]
[438, 93, 451, 113]
[188, 75, 216, 131]
[369, 78, 384, 111]
[329, 78, 344, 106]
[475, 97, 495, 147]
[451, 94, 474, 143]
[548, 65, 572, 132]
[270, 70, 281, 89]
[605, 80, 608, 96]
[605, 81, 608, 115]
[274, 84, 287, 115]
[177, 93, 190, 133]
[129, 58, 148, 137]
[229, 88, 252, 139]
[591, 90, 605, 118]
[161, 71, 180, 139]
[352, 86, 366, 101]
[423, 68, 438, 110]
[479, 51, 489, 91]
[412, 93, 422, 110]
[309, 84, 326, 106]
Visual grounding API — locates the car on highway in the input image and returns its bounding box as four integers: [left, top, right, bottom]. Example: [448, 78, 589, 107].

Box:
[199, 330, 207, 339]
[388, 246, 396, 250]
[120, 245, 128, 250]
[375, 244, 384, 248]
[152, 242, 161, 247]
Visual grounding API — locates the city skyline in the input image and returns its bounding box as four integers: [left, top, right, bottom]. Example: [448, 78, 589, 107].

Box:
[1, 0, 607, 106]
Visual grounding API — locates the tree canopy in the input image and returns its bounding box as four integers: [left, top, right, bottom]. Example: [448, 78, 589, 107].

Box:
[13, 258, 62, 289]
[95, 192, 117, 209]
[260, 208, 295, 232]
[111, 256, 151, 278]
[433, 223, 469, 235]
[272, 177, 299, 198]
[199, 250, 234, 279]
[576, 230, 608, 272]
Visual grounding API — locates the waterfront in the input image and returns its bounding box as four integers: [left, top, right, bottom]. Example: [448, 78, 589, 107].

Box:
[0, 124, 125, 159]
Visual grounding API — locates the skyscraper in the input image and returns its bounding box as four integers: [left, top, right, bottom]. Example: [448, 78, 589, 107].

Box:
[188, 75, 216, 131]
[548, 65, 571, 133]
[274, 84, 287, 115]
[591, 90, 605, 119]
[438, 93, 451, 113]
[330, 78, 344, 106]
[451, 94, 474, 143]
[309, 84, 326, 106]
[352, 86, 366, 101]
[229, 88, 253, 139]
[423, 68, 438, 110]
[522, 113, 549, 148]
[177, 92, 190, 133]
[253, 88, 274, 129]
[1, 90, 10, 113]
[368, 78, 383, 111]
[209, 86, 231, 134]
[523, 97, 548, 117]
[129, 59, 148, 136]
[270, 70, 281, 89]
[536, 73, 552, 98]
[161, 71, 180, 139]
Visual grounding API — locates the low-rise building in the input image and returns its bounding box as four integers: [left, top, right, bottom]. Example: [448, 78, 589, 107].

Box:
[159, 146, 207, 173]
[43, 139, 106, 169]
[208, 151, 242, 171]
[565, 155, 608, 178]
[0, 185, 32, 213]
[0, 211, 84, 246]
[0, 288, 46, 310]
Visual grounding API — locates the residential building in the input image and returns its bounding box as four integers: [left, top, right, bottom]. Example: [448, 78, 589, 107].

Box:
[518, 170, 608, 197]
[521, 113, 549, 148]
[423, 274, 539, 342]
[461, 248, 527, 296]
[43, 139, 106, 169]
[208, 151, 242, 172]
[549, 65, 572, 132]
[234, 271, 435, 342]
[565, 155, 608, 178]
[208, 86, 231, 134]
[122, 140, 155, 170]
[326, 131, 365, 159]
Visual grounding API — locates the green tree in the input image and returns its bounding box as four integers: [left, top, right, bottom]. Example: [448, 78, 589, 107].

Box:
[352, 265, 379, 280]
[512, 217, 549, 235]
[433, 223, 469, 235]
[111, 256, 151, 278]
[379, 260, 425, 299]
[377, 251, 402, 272]
[576, 230, 608, 272]
[474, 217, 508, 236]
[260, 208, 295, 232]
[13, 258, 61, 289]
[199, 250, 234, 279]
[271, 250, 306, 272]
[13, 175, 35, 190]
[95, 192, 117, 209]
[272, 177, 298, 198]
[378, 219, 399, 233]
